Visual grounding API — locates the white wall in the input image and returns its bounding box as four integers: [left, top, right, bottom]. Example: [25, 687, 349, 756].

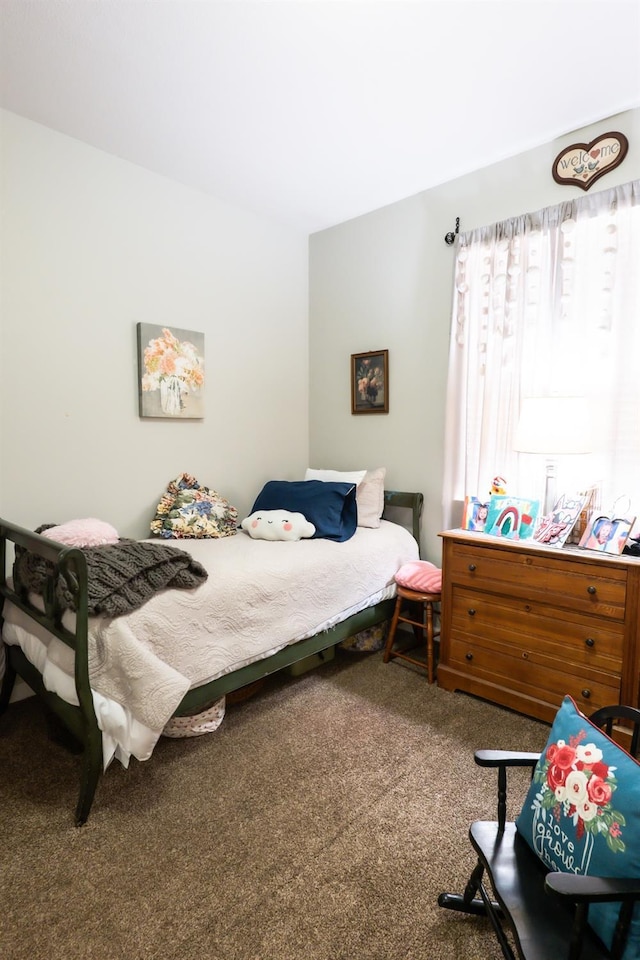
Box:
[0, 111, 309, 536]
[309, 108, 640, 562]
[3, 106, 639, 561]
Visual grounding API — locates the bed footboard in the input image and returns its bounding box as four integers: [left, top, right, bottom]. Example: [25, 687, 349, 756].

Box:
[0, 520, 103, 825]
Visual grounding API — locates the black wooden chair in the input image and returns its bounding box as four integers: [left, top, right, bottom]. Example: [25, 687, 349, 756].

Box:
[438, 703, 640, 960]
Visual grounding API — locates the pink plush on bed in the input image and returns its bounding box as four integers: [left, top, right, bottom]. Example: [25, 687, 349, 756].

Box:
[394, 560, 442, 594]
[41, 518, 120, 547]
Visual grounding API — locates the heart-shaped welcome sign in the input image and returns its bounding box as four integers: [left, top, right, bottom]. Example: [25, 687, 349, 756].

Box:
[552, 131, 628, 191]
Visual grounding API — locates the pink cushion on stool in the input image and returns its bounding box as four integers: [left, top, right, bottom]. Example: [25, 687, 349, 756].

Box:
[395, 560, 442, 593]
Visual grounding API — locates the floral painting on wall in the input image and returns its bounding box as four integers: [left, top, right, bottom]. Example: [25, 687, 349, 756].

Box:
[351, 349, 389, 414]
[137, 323, 205, 419]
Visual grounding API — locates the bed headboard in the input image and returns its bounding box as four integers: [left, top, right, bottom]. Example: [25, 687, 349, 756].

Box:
[383, 490, 423, 551]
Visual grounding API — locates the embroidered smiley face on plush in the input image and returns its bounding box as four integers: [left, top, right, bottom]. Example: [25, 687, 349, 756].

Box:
[241, 510, 316, 541]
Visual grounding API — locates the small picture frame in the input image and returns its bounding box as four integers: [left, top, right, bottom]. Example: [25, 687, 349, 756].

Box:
[351, 350, 389, 415]
[462, 496, 490, 532]
[578, 512, 636, 555]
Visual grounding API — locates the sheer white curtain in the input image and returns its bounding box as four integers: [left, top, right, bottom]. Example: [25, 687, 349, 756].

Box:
[442, 179, 640, 529]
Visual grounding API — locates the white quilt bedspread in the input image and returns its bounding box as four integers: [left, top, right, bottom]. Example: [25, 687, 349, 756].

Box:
[2, 521, 418, 763]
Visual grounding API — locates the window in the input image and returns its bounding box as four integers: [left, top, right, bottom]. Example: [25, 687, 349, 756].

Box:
[442, 180, 640, 529]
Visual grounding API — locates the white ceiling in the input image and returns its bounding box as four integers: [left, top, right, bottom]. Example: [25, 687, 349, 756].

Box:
[1, 0, 639, 234]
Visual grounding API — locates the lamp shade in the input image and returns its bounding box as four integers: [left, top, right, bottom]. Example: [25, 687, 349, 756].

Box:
[514, 397, 592, 455]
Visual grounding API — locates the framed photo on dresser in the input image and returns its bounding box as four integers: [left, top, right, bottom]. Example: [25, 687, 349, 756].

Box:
[579, 512, 636, 555]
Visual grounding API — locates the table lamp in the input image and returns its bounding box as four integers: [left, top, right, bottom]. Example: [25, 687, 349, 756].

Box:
[514, 396, 592, 515]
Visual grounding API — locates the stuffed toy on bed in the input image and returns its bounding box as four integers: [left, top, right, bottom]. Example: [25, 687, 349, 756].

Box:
[241, 510, 315, 541]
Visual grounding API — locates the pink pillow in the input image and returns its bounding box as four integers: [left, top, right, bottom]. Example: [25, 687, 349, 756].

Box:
[41, 518, 120, 547]
[395, 560, 442, 593]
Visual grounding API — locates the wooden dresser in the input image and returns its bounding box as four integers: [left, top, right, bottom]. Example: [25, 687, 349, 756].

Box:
[438, 529, 640, 725]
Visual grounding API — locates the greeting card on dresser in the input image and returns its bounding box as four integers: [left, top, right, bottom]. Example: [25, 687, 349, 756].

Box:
[533, 492, 588, 548]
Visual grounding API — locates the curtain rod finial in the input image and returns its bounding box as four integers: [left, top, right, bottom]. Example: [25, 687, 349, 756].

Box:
[445, 216, 460, 245]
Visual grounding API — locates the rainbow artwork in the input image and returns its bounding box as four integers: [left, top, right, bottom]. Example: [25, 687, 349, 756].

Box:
[484, 495, 540, 541]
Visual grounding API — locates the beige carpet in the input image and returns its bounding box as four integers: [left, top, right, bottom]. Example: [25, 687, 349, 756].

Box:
[0, 650, 548, 960]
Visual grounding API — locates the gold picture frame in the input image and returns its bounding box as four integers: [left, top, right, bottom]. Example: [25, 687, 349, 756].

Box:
[351, 349, 389, 415]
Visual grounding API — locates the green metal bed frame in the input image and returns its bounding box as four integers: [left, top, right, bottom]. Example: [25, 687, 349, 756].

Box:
[0, 490, 423, 825]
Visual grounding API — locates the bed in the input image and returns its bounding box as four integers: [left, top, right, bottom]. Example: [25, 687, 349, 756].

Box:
[0, 489, 422, 824]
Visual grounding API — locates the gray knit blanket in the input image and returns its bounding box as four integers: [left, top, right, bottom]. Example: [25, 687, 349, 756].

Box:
[14, 527, 208, 618]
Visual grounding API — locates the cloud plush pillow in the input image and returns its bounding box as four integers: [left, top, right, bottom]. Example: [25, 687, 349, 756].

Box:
[251, 480, 357, 542]
[241, 510, 316, 541]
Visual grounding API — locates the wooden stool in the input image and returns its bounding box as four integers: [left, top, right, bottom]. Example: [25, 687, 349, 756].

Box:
[382, 586, 441, 683]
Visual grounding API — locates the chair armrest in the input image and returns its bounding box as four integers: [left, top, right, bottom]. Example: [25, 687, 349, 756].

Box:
[474, 750, 541, 832]
[545, 873, 640, 958]
[546, 873, 640, 903]
[475, 749, 540, 768]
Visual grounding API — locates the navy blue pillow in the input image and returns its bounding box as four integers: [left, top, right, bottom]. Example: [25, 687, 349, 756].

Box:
[250, 480, 357, 542]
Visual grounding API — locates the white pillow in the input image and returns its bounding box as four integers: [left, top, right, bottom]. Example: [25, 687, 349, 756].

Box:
[356, 467, 387, 528]
[304, 467, 367, 486]
[241, 510, 316, 541]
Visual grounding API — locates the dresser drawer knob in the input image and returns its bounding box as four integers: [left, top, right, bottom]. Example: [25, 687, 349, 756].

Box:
[582, 689, 591, 699]
[587, 585, 597, 595]
[585, 637, 595, 648]
[468, 563, 477, 572]
[468, 608, 476, 616]
[465, 652, 473, 661]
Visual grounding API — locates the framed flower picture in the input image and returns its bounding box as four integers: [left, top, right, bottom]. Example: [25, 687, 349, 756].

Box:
[137, 323, 205, 419]
[351, 349, 389, 415]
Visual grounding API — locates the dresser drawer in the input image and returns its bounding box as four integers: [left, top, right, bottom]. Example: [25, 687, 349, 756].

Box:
[450, 587, 624, 671]
[448, 635, 620, 714]
[448, 542, 627, 620]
